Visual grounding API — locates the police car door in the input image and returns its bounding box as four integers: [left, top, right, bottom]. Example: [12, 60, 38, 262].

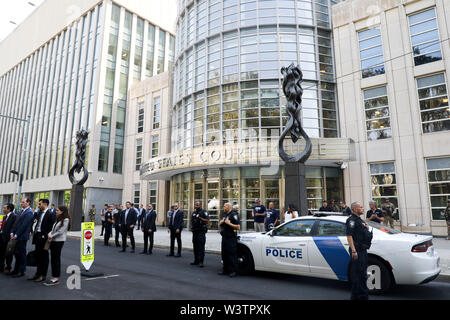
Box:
[308, 219, 350, 281]
[261, 220, 316, 274]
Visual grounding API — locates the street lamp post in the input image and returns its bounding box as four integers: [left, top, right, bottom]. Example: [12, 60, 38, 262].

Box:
[0, 114, 31, 209]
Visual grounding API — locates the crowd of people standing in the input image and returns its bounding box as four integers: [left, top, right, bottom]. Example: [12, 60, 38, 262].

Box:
[0, 198, 70, 286]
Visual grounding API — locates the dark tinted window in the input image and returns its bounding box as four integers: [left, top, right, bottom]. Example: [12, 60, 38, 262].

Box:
[317, 220, 346, 236]
[274, 220, 315, 237]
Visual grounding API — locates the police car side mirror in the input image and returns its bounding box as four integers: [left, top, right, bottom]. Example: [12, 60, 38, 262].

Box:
[270, 229, 276, 237]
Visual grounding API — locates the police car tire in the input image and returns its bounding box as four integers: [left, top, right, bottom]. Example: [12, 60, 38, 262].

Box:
[237, 246, 254, 275]
[367, 256, 393, 295]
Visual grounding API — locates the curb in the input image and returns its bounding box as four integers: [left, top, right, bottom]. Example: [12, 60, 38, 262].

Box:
[437, 274, 450, 283]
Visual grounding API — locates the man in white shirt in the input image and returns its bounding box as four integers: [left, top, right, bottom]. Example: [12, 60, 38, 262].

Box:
[100, 204, 108, 236]
[137, 204, 145, 230]
[29, 199, 56, 282]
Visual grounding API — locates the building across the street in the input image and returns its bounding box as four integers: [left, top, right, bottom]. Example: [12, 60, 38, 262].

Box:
[0, 0, 176, 223]
[333, 0, 450, 235]
[123, 71, 173, 226]
[135, 0, 354, 231]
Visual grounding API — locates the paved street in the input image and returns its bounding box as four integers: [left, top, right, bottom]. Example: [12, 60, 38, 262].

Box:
[0, 238, 449, 300]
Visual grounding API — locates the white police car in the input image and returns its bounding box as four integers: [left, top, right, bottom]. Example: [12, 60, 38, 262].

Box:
[237, 213, 441, 294]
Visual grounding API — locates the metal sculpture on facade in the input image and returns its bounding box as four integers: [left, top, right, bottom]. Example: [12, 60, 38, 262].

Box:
[68, 129, 89, 232]
[278, 63, 312, 163]
[278, 63, 312, 216]
[68, 129, 89, 185]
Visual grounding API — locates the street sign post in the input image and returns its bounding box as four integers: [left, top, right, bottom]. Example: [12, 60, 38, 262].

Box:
[80, 222, 104, 278]
[81, 222, 95, 270]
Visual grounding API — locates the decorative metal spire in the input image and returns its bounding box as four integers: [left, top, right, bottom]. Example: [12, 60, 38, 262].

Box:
[278, 63, 312, 163]
[68, 129, 89, 185]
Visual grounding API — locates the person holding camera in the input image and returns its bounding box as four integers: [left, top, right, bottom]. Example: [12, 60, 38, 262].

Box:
[190, 201, 209, 268]
[366, 201, 384, 224]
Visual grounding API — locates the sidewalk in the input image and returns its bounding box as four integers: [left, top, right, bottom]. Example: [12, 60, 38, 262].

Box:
[68, 225, 450, 276]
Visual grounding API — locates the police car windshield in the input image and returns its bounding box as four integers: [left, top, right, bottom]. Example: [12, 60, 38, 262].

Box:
[366, 220, 401, 234]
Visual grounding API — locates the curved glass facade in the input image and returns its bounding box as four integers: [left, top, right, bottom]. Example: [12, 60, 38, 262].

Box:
[172, 0, 342, 152]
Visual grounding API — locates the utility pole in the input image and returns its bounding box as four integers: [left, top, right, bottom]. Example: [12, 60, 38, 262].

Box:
[0, 114, 31, 209]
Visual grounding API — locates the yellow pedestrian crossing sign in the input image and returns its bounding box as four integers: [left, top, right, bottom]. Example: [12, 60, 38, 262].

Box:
[81, 222, 95, 270]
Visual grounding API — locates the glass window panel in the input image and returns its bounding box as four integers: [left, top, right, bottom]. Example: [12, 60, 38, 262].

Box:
[408, 8, 436, 26]
[408, 8, 442, 66]
[370, 162, 395, 174]
[357, 28, 381, 41]
[417, 73, 445, 88]
[410, 19, 437, 36]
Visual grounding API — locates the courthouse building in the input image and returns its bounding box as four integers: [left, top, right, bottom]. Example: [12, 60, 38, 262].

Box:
[332, 0, 450, 235]
[0, 0, 176, 223]
[135, 0, 354, 231]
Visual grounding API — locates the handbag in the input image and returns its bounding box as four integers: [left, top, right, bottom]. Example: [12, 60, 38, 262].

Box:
[26, 250, 37, 267]
[44, 239, 51, 251]
[6, 239, 17, 257]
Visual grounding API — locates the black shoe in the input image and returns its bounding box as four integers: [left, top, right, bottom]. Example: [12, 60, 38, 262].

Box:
[7, 271, 18, 276]
[130, 250, 135, 253]
[119, 249, 126, 252]
[190, 262, 199, 265]
[12, 273, 25, 278]
[140, 251, 147, 254]
[229, 272, 237, 278]
[174, 254, 181, 258]
[217, 272, 228, 276]
[116, 245, 120, 247]
[166, 254, 174, 257]
[199, 263, 204, 268]
[148, 252, 152, 255]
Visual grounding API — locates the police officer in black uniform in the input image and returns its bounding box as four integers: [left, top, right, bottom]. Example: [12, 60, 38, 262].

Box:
[346, 201, 373, 300]
[218, 203, 240, 278]
[104, 205, 114, 246]
[190, 201, 210, 267]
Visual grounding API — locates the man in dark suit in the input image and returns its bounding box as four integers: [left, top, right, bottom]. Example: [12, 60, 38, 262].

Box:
[113, 205, 122, 247]
[119, 202, 137, 253]
[29, 199, 56, 282]
[8, 198, 35, 278]
[167, 203, 184, 257]
[0, 203, 17, 273]
[141, 204, 157, 255]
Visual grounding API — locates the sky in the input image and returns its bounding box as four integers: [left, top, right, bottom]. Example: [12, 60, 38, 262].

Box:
[0, 0, 45, 42]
